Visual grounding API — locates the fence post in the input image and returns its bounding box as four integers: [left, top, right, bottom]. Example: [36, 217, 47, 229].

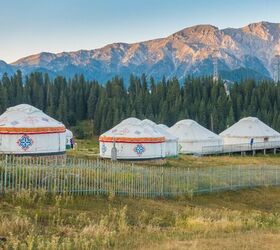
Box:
[210, 167, 213, 193]
[276, 168, 278, 186]
[249, 167, 251, 188]
[4, 155, 8, 194]
[238, 166, 241, 189]
[187, 168, 189, 194]
[161, 166, 164, 197]
[262, 167, 264, 186]
[230, 166, 233, 190]
[196, 168, 199, 193]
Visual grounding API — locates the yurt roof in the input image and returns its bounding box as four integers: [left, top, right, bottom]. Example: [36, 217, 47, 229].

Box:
[158, 124, 169, 130]
[142, 119, 156, 126]
[141, 119, 178, 141]
[119, 117, 141, 126]
[99, 122, 165, 143]
[219, 117, 280, 138]
[169, 119, 221, 142]
[0, 104, 65, 134]
[66, 129, 73, 137]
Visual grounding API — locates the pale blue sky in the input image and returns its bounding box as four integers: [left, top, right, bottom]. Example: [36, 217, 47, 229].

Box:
[1, 0, 279, 63]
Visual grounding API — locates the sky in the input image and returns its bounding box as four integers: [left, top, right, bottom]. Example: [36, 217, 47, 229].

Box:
[1, 0, 280, 63]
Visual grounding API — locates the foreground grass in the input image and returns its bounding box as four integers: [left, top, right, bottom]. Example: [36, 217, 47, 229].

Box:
[1, 188, 280, 249]
[67, 138, 99, 159]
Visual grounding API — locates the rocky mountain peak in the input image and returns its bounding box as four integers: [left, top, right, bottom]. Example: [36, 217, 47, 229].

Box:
[1, 21, 280, 83]
[12, 52, 57, 67]
[241, 21, 279, 41]
[172, 24, 219, 39]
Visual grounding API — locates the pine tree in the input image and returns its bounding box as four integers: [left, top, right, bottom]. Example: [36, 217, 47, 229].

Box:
[226, 106, 235, 127]
[57, 91, 68, 125]
[0, 84, 8, 113]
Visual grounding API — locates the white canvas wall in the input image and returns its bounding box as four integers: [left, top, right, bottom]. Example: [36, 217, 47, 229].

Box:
[99, 141, 165, 159]
[169, 120, 222, 154]
[165, 140, 178, 157]
[140, 119, 178, 157]
[220, 117, 280, 145]
[0, 133, 66, 154]
[179, 139, 223, 154]
[99, 120, 166, 160]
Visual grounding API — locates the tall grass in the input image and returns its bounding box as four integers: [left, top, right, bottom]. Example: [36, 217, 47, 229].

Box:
[0, 190, 130, 249]
[1, 189, 280, 249]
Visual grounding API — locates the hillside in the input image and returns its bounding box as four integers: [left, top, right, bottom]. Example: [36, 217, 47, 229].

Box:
[0, 21, 279, 82]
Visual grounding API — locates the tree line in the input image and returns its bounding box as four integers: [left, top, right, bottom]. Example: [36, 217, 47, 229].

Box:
[0, 70, 280, 136]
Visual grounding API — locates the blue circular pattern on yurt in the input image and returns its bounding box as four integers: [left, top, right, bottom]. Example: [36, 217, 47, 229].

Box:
[102, 144, 107, 154]
[134, 144, 145, 155]
[17, 135, 33, 150]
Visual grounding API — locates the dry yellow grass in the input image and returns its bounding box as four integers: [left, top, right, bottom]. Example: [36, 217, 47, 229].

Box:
[60, 137, 280, 249]
[1, 187, 280, 249]
[150, 232, 280, 250]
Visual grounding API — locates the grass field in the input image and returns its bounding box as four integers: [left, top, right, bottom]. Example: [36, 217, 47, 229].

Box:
[5, 134, 276, 249]
[1, 188, 280, 249]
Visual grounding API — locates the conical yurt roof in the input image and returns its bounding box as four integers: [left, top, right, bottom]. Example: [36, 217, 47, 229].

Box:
[158, 124, 169, 130]
[66, 129, 73, 138]
[169, 119, 221, 142]
[219, 117, 280, 138]
[141, 119, 156, 126]
[99, 120, 165, 143]
[141, 119, 178, 141]
[119, 117, 141, 126]
[0, 104, 65, 134]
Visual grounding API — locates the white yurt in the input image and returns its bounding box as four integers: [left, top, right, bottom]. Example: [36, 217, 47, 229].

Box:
[169, 119, 223, 154]
[118, 117, 141, 126]
[141, 119, 179, 157]
[66, 129, 73, 149]
[99, 120, 165, 160]
[158, 124, 170, 130]
[0, 104, 66, 155]
[220, 117, 280, 145]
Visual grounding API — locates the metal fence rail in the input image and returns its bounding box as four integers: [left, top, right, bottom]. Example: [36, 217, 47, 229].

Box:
[0, 155, 280, 197]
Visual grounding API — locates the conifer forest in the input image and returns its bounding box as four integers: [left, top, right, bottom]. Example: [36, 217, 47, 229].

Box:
[1, 70, 279, 136]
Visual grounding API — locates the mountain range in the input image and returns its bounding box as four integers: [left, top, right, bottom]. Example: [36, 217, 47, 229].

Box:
[1, 21, 280, 83]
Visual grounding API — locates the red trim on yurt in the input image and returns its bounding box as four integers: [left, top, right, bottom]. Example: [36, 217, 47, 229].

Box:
[99, 136, 165, 143]
[0, 126, 66, 134]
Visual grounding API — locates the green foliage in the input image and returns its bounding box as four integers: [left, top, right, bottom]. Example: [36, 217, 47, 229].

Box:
[73, 127, 85, 139]
[71, 120, 93, 139]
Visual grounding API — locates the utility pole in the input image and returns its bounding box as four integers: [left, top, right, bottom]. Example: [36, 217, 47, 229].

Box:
[213, 50, 219, 82]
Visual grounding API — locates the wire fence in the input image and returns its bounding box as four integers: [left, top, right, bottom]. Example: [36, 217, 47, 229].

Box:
[0, 155, 280, 197]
